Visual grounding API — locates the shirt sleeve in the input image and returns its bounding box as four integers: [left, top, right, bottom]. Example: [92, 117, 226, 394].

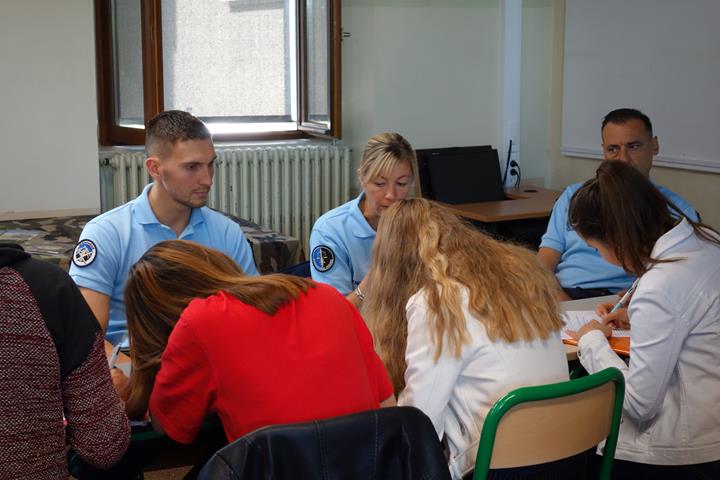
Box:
[578, 288, 687, 423]
[538, 187, 571, 254]
[346, 298, 393, 402]
[149, 313, 216, 444]
[68, 220, 121, 296]
[194, 211, 260, 275]
[309, 226, 354, 296]
[21, 256, 102, 378]
[397, 293, 464, 439]
[654, 185, 699, 222]
[232, 225, 259, 275]
[63, 332, 130, 468]
[674, 197, 699, 222]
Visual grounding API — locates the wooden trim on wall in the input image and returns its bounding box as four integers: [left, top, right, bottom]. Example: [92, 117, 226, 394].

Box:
[95, 0, 145, 145]
[0, 208, 101, 222]
[141, 0, 162, 125]
[94, 0, 110, 145]
[330, 0, 341, 138]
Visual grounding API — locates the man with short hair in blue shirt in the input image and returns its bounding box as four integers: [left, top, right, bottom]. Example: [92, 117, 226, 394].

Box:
[70, 111, 258, 346]
[538, 108, 698, 300]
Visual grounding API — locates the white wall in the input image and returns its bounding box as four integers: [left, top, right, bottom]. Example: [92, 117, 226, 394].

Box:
[342, 0, 504, 193]
[6, 0, 712, 230]
[519, 0, 553, 185]
[0, 0, 99, 220]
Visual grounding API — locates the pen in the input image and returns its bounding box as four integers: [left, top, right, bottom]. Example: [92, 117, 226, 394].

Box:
[108, 343, 122, 369]
[609, 279, 640, 314]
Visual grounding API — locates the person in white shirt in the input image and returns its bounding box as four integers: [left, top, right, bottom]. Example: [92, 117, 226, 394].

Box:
[568, 160, 720, 479]
[361, 198, 571, 480]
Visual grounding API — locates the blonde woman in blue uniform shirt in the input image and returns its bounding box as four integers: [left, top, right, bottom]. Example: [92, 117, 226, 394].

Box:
[310, 133, 418, 306]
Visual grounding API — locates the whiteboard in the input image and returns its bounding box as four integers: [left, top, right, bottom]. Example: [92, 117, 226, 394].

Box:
[561, 0, 720, 173]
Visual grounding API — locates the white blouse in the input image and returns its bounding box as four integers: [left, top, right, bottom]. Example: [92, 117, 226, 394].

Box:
[398, 288, 568, 479]
[578, 219, 720, 465]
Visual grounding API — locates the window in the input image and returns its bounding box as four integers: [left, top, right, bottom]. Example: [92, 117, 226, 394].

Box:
[95, 0, 341, 145]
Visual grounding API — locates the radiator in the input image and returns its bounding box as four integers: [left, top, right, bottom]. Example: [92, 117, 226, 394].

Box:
[100, 145, 353, 256]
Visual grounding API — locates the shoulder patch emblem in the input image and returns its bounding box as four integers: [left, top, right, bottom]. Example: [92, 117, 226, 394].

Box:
[311, 245, 335, 272]
[73, 239, 97, 267]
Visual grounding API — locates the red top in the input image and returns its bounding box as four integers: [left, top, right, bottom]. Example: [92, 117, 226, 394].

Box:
[150, 282, 393, 443]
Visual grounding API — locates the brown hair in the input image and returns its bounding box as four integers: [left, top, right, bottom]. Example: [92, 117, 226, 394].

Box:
[145, 110, 211, 157]
[568, 160, 719, 276]
[123, 240, 314, 419]
[361, 198, 563, 392]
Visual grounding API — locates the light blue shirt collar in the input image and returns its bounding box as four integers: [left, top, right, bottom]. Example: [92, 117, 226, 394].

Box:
[348, 193, 376, 239]
[134, 183, 206, 230]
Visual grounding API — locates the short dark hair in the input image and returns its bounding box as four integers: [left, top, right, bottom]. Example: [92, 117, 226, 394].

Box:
[145, 110, 211, 156]
[601, 108, 653, 138]
[568, 160, 717, 276]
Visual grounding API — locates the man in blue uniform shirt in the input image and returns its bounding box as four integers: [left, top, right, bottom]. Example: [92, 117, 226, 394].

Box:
[538, 108, 698, 300]
[70, 110, 258, 346]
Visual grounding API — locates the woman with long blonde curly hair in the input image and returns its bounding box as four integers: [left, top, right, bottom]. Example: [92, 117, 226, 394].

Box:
[362, 198, 571, 479]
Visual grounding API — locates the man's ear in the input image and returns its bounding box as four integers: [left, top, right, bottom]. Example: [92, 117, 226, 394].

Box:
[651, 136, 659, 156]
[146, 156, 161, 180]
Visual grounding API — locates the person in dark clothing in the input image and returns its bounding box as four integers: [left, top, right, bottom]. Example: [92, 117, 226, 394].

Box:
[0, 243, 129, 478]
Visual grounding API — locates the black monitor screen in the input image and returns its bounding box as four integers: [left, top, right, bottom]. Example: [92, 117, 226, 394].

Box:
[416, 146, 505, 204]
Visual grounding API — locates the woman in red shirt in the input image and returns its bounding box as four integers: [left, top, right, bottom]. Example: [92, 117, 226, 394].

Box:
[122, 239, 394, 443]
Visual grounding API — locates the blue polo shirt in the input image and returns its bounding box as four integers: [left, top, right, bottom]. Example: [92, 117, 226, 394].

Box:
[540, 181, 698, 292]
[309, 194, 375, 295]
[69, 183, 258, 345]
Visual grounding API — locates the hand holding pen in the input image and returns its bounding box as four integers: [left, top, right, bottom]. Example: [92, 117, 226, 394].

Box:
[595, 279, 639, 330]
[107, 341, 130, 397]
[107, 343, 122, 369]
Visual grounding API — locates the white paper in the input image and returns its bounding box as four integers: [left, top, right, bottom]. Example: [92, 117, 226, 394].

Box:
[561, 310, 630, 339]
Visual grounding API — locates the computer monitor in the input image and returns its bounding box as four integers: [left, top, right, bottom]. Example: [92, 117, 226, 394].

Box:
[415, 146, 506, 204]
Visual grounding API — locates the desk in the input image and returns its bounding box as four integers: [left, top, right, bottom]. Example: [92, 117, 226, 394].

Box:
[437, 186, 560, 248]
[0, 213, 302, 274]
[562, 295, 617, 312]
[437, 186, 560, 223]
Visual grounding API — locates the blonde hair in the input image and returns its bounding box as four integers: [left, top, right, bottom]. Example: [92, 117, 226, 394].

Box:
[361, 198, 563, 392]
[357, 132, 419, 186]
[123, 240, 314, 419]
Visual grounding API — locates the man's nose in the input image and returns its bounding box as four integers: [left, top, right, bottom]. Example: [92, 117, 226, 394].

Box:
[199, 166, 213, 186]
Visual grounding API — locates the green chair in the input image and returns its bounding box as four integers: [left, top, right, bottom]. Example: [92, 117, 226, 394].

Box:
[473, 367, 625, 480]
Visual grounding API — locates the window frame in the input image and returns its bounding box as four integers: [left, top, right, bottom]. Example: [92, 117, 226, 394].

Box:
[95, 0, 341, 146]
[297, 0, 341, 137]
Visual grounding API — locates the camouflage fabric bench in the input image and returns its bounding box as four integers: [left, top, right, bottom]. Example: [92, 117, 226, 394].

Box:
[0, 213, 302, 274]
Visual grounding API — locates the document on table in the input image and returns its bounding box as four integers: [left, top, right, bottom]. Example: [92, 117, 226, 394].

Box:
[561, 310, 630, 340]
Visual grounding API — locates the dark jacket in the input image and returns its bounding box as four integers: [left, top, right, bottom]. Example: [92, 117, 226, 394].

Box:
[198, 406, 451, 480]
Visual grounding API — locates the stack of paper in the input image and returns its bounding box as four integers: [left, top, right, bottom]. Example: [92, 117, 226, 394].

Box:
[561, 310, 630, 340]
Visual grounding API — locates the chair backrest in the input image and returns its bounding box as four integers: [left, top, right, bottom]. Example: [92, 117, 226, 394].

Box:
[197, 406, 451, 480]
[473, 367, 625, 480]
